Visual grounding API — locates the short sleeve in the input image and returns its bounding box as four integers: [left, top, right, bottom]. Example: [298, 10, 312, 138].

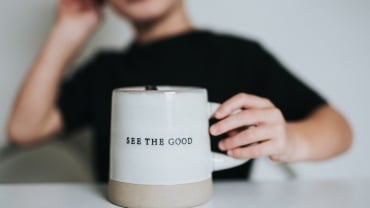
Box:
[57, 55, 101, 132]
[252, 44, 327, 121]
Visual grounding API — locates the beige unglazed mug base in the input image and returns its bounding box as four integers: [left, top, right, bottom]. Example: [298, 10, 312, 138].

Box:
[108, 178, 212, 208]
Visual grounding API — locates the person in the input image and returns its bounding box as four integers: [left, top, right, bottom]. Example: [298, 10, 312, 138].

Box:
[7, 0, 352, 182]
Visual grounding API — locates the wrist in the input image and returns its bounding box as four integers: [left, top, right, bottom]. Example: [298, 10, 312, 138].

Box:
[40, 25, 88, 69]
[47, 24, 90, 59]
[52, 20, 94, 47]
[272, 122, 310, 163]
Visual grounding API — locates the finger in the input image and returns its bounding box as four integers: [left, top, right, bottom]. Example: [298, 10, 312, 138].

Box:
[219, 125, 272, 151]
[215, 93, 274, 119]
[227, 141, 274, 159]
[227, 129, 240, 137]
[210, 108, 281, 136]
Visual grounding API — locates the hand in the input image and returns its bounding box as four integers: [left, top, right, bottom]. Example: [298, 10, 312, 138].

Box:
[210, 93, 294, 162]
[55, 0, 103, 44]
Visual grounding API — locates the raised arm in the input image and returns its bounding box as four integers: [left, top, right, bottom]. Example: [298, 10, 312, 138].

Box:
[7, 0, 102, 145]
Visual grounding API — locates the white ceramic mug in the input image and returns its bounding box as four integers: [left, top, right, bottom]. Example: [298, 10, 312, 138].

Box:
[108, 86, 247, 208]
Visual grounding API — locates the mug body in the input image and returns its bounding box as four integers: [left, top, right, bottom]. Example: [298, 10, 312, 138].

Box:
[108, 86, 213, 207]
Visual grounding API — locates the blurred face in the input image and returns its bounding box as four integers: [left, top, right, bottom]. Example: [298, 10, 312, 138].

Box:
[108, 0, 184, 23]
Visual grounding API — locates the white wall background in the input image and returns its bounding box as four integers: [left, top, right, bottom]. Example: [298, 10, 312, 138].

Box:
[1, 0, 369, 180]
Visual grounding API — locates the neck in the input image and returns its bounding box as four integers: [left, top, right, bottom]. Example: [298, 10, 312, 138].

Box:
[134, 3, 193, 43]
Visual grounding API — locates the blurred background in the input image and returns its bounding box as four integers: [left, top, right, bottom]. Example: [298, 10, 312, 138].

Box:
[0, 0, 369, 182]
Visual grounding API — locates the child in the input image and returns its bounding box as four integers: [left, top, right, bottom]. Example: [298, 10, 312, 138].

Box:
[7, 0, 352, 182]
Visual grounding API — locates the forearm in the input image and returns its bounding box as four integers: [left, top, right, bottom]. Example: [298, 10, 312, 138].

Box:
[7, 0, 102, 144]
[8, 25, 84, 141]
[283, 105, 353, 162]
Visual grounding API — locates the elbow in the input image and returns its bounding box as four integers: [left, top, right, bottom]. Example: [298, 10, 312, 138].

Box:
[323, 105, 353, 157]
[7, 120, 39, 146]
[342, 119, 354, 153]
[334, 108, 353, 155]
[7, 109, 62, 146]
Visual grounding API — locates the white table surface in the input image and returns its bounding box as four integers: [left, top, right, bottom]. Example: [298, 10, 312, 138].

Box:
[0, 180, 369, 208]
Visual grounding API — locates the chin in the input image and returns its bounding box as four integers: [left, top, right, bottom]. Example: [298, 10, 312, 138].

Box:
[110, 0, 179, 23]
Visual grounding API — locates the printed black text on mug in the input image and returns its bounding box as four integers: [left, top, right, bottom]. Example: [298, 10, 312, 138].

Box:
[125, 137, 193, 146]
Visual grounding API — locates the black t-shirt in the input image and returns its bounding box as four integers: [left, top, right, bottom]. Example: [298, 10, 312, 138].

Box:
[58, 30, 326, 182]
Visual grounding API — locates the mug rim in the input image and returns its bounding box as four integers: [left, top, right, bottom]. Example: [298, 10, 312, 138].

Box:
[113, 85, 207, 94]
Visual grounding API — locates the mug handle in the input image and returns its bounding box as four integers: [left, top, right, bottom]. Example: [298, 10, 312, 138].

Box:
[209, 102, 249, 171]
